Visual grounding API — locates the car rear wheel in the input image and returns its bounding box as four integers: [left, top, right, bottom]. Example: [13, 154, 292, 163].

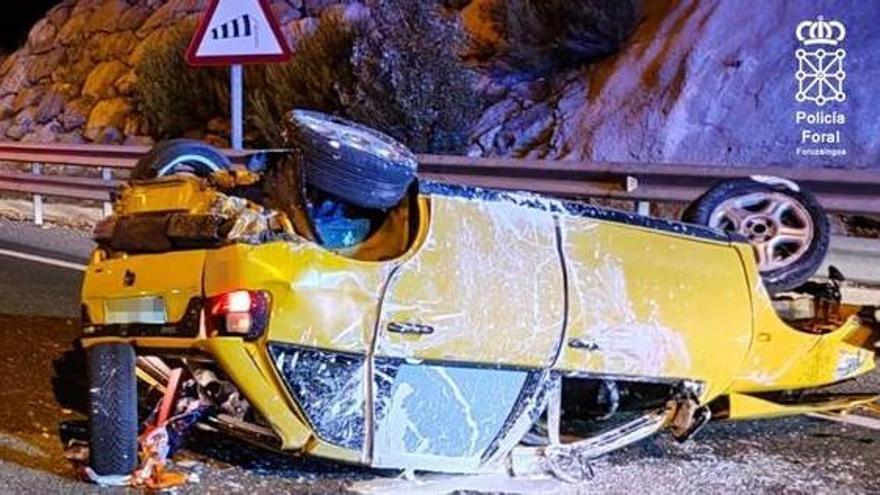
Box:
[287, 110, 418, 209]
[682, 177, 830, 293]
[87, 343, 138, 476]
[130, 139, 232, 180]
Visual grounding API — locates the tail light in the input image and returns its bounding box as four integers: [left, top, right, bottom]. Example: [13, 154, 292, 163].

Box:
[207, 290, 271, 340]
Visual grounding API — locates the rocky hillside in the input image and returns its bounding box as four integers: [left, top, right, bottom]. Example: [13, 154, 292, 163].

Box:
[469, 0, 879, 168]
[0, 0, 331, 147]
[0, 0, 876, 172]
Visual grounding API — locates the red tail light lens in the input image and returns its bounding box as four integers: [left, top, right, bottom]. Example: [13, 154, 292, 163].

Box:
[207, 290, 271, 340]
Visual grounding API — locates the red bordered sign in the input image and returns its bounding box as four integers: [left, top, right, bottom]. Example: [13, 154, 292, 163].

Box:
[186, 0, 292, 66]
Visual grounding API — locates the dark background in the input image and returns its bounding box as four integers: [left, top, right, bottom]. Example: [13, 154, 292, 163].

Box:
[0, 2, 61, 52]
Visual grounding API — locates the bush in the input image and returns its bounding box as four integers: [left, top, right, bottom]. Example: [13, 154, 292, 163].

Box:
[137, 4, 481, 153]
[135, 22, 229, 138]
[483, 0, 642, 77]
[249, 10, 360, 146]
[342, 0, 481, 154]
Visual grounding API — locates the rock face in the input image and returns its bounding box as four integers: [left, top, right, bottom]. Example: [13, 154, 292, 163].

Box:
[1, 0, 875, 173]
[470, 0, 880, 169]
[0, 0, 336, 146]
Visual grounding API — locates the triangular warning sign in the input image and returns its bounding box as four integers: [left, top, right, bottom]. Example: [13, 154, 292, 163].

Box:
[186, 0, 292, 66]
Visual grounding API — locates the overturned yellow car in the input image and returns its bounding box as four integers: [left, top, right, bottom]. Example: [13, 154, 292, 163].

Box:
[78, 111, 879, 479]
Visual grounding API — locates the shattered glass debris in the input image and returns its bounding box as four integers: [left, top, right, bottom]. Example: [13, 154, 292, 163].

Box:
[372, 360, 529, 473]
[270, 345, 367, 450]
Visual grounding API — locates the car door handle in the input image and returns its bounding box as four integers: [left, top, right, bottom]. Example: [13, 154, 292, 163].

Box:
[387, 322, 435, 336]
[568, 338, 599, 351]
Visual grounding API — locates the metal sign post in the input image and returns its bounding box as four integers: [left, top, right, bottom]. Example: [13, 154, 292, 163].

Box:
[230, 64, 244, 150]
[186, 0, 292, 149]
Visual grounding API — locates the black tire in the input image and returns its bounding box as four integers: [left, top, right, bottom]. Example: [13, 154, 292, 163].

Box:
[288, 110, 418, 209]
[87, 343, 138, 476]
[682, 177, 830, 293]
[130, 139, 232, 180]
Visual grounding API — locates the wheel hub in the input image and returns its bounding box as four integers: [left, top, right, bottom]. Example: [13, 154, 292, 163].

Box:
[708, 192, 815, 273]
[744, 216, 777, 242]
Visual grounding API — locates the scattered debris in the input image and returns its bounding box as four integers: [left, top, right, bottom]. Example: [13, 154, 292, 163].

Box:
[69, 367, 209, 489]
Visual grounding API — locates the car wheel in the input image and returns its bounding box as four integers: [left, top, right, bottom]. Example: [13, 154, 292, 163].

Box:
[130, 139, 232, 180]
[682, 177, 830, 293]
[87, 343, 138, 476]
[288, 109, 418, 209]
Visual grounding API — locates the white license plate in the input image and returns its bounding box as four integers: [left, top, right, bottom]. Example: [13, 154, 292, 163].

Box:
[104, 297, 168, 325]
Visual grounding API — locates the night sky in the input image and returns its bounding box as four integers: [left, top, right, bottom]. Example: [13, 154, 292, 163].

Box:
[0, 1, 61, 52]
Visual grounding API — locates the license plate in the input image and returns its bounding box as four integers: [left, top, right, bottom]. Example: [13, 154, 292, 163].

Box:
[104, 297, 168, 325]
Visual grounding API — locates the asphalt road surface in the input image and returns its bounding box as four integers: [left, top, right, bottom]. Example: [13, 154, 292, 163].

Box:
[0, 220, 879, 494]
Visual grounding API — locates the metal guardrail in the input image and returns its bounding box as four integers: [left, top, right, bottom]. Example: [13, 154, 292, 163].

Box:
[0, 142, 878, 225]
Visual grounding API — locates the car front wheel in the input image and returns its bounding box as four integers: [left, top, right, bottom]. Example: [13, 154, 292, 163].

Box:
[682, 177, 830, 293]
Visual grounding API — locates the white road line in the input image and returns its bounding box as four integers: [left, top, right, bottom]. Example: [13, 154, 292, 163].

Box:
[0, 247, 86, 272]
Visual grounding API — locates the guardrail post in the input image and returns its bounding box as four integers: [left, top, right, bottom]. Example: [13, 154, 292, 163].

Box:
[636, 200, 651, 216]
[101, 167, 113, 218]
[32, 163, 43, 226]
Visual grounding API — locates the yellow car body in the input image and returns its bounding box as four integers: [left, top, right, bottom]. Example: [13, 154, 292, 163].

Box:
[80, 177, 879, 473]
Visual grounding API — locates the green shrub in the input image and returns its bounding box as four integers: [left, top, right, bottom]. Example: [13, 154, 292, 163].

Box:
[483, 0, 642, 77]
[343, 0, 481, 153]
[137, 5, 481, 153]
[248, 10, 360, 146]
[135, 22, 229, 138]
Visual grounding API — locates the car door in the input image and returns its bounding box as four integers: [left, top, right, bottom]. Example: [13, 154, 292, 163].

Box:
[557, 216, 753, 400]
[371, 193, 566, 471]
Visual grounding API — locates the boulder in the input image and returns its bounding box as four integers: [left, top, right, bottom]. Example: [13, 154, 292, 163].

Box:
[116, 4, 155, 31]
[5, 124, 29, 140]
[12, 88, 42, 113]
[21, 122, 65, 143]
[92, 125, 125, 144]
[56, 130, 86, 144]
[0, 95, 16, 121]
[83, 61, 129, 99]
[35, 91, 66, 124]
[85, 32, 138, 63]
[56, 9, 89, 45]
[84, 97, 132, 140]
[83, 0, 130, 35]
[114, 71, 137, 97]
[0, 58, 28, 95]
[0, 53, 19, 80]
[46, 4, 74, 29]
[27, 49, 65, 84]
[61, 99, 91, 131]
[54, 53, 94, 87]
[7, 106, 39, 139]
[27, 18, 58, 55]
[137, 0, 202, 37]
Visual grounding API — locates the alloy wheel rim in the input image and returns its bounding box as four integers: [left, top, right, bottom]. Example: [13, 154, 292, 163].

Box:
[709, 192, 814, 272]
